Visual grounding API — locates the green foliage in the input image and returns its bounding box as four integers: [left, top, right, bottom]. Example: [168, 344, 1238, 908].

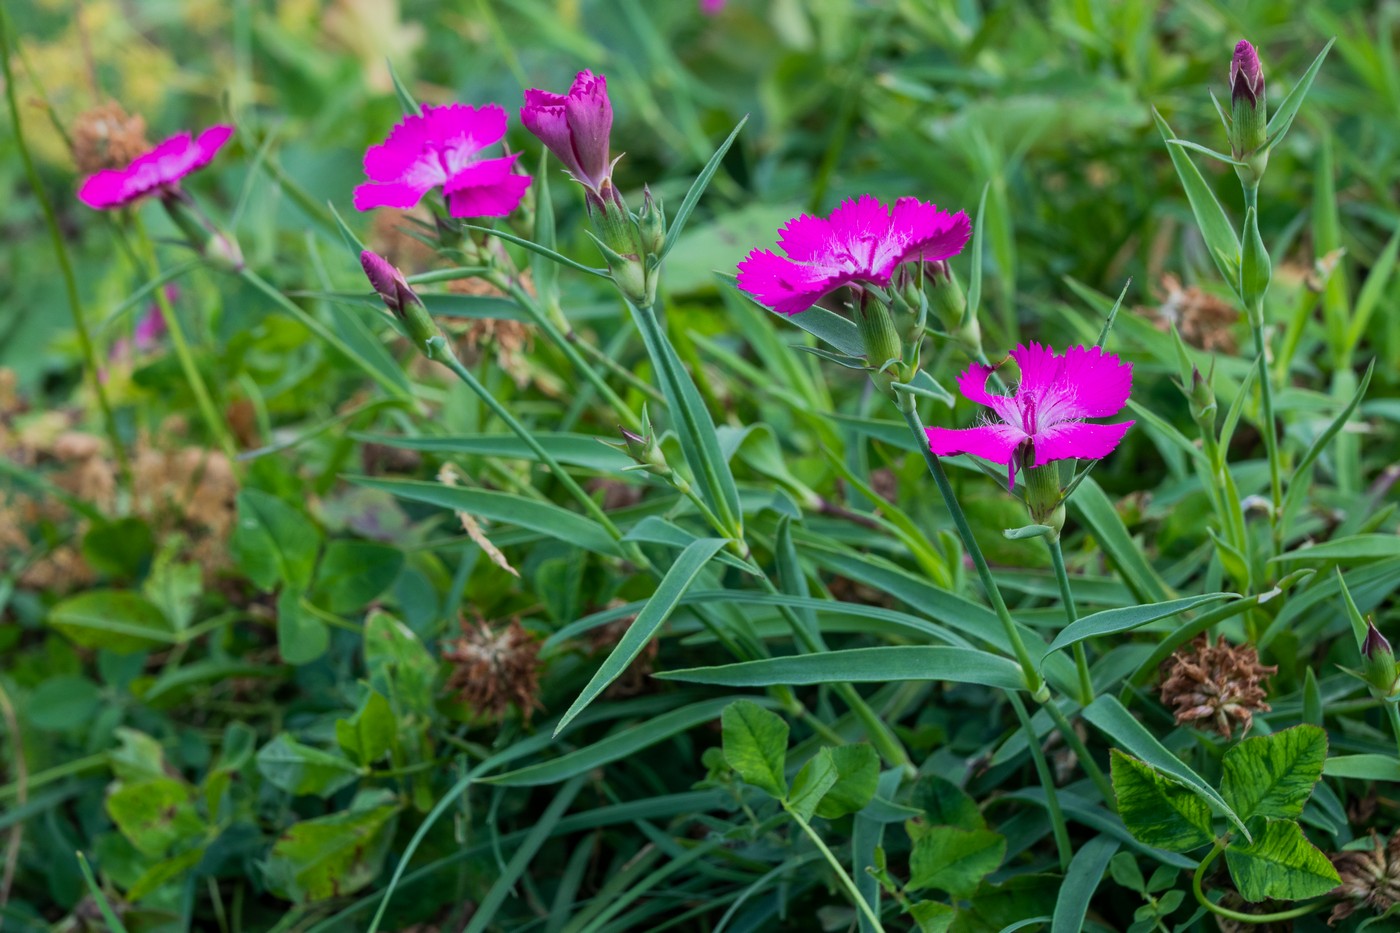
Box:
[1223, 819, 1341, 902]
[1110, 750, 1214, 853]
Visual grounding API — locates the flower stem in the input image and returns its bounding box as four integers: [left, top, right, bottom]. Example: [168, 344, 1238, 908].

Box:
[1251, 325, 1285, 557]
[896, 386, 1046, 700]
[1042, 698, 1115, 810]
[1047, 535, 1094, 706]
[1384, 702, 1400, 762]
[787, 806, 886, 933]
[1007, 691, 1071, 872]
[132, 216, 239, 462]
[1191, 842, 1326, 923]
[1, 13, 130, 486]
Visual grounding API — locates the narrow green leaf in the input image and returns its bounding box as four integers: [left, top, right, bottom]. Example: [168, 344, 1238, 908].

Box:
[1273, 533, 1400, 564]
[351, 477, 620, 557]
[1052, 835, 1120, 933]
[1224, 819, 1340, 902]
[353, 431, 632, 472]
[1069, 478, 1173, 603]
[721, 700, 789, 799]
[386, 58, 420, 115]
[1166, 138, 1247, 167]
[1086, 696, 1248, 839]
[1221, 725, 1327, 822]
[1264, 38, 1336, 149]
[76, 852, 130, 933]
[1042, 593, 1236, 660]
[907, 826, 1006, 897]
[1093, 279, 1132, 349]
[966, 182, 990, 319]
[463, 223, 610, 278]
[787, 748, 839, 822]
[657, 645, 1028, 692]
[1322, 754, 1400, 782]
[1152, 107, 1241, 288]
[1278, 360, 1375, 528]
[327, 200, 367, 257]
[1239, 207, 1272, 310]
[554, 538, 725, 734]
[1109, 751, 1213, 853]
[659, 115, 748, 262]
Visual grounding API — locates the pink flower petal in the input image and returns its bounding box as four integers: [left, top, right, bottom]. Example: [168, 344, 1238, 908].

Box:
[925, 423, 1025, 463]
[1009, 342, 1132, 420]
[1031, 420, 1134, 465]
[446, 172, 531, 218]
[192, 125, 234, 168]
[363, 104, 505, 182]
[442, 153, 521, 194]
[77, 128, 231, 210]
[353, 181, 434, 211]
[891, 199, 972, 265]
[736, 249, 856, 316]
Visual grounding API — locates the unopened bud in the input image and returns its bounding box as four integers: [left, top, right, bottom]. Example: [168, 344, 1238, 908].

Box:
[162, 195, 244, 272]
[637, 185, 666, 257]
[1188, 365, 1217, 427]
[1363, 622, 1399, 699]
[589, 182, 655, 306]
[1022, 456, 1065, 539]
[361, 250, 441, 354]
[612, 408, 669, 475]
[927, 260, 981, 357]
[856, 297, 903, 397]
[1229, 40, 1269, 183]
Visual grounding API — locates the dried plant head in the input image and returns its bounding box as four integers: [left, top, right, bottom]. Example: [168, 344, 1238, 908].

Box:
[442, 616, 543, 723]
[1143, 274, 1239, 354]
[72, 101, 150, 173]
[1330, 830, 1400, 924]
[1158, 634, 1276, 739]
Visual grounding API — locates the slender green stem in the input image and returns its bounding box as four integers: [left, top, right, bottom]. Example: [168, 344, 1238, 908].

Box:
[1, 12, 130, 485]
[0, 753, 108, 803]
[568, 327, 665, 404]
[896, 387, 1046, 700]
[1251, 326, 1284, 556]
[1042, 699, 1115, 810]
[788, 808, 886, 933]
[132, 217, 239, 461]
[1384, 702, 1400, 761]
[1191, 842, 1325, 923]
[1047, 536, 1094, 706]
[1008, 692, 1071, 872]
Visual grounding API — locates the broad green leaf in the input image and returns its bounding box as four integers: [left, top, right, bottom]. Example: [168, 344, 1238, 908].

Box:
[311, 540, 404, 613]
[109, 728, 169, 784]
[815, 744, 880, 819]
[1053, 835, 1120, 933]
[125, 846, 205, 902]
[230, 489, 322, 591]
[48, 590, 177, 654]
[1223, 819, 1340, 902]
[907, 825, 1006, 897]
[555, 538, 725, 734]
[1109, 751, 1212, 853]
[908, 900, 956, 933]
[787, 747, 839, 822]
[352, 477, 620, 557]
[1042, 593, 1235, 659]
[1221, 725, 1327, 822]
[81, 516, 154, 579]
[659, 645, 1027, 692]
[364, 609, 437, 718]
[255, 733, 361, 798]
[276, 590, 328, 666]
[1086, 696, 1248, 839]
[721, 700, 789, 799]
[27, 675, 101, 732]
[105, 777, 202, 857]
[912, 774, 985, 831]
[335, 690, 397, 766]
[264, 799, 400, 903]
[483, 697, 775, 787]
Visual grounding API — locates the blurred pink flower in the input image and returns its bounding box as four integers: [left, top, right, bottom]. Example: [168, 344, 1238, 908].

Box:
[77, 126, 232, 210]
[736, 195, 971, 316]
[700, 0, 725, 13]
[521, 71, 615, 195]
[353, 104, 531, 218]
[926, 343, 1134, 489]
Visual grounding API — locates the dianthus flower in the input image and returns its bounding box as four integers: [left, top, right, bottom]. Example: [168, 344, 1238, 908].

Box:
[926, 342, 1134, 489]
[77, 125, 233, 210]
[737, 195, 971, 316]
[353, 104, 530, 218]
[520, 71, 615, 196]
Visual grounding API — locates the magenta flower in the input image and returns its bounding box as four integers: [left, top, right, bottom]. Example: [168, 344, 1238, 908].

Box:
[700, 0, 726, 15]
[77, 125, 232, 210]
[520, 71, 615, 195]
[926, 343, 1134, 489]
[353, 104, 531, 218]
[1230, 40, 1265, 107]
[736, 195, 971, 316]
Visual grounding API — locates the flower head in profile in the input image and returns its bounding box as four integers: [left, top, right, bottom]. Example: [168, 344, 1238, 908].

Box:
[737, 195, 971, 316]
[521, 71, 615, 196]
[1230, 40, 1265, 108]
[926, 342, 1134, 489]
[354, 104, 531, 218]
[77, 125, 233, 210]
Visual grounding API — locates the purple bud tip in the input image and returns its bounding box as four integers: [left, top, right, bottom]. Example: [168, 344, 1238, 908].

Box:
[620, 428, 646, 445]
[360, 250, 417, 316]
[1365, 622, 1393, 659]
[1230, 40, 1264, 105]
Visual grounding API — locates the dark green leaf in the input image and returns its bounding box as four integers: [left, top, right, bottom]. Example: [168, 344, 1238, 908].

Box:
[1042, 593, 1236, 659]
[721, 700, 789, 799]
[787, 747, 839, 822]
[1220, 725, 1327, 822]
[1223, 819, 1340, 902]
[48, 590, 176, 654]
[265, 798, 401, 903]
[659, 645, 1027, 691]
[907, 825, 1006, 897]
[255, 734, 361, 798]
[1110, 751, 1213, 853]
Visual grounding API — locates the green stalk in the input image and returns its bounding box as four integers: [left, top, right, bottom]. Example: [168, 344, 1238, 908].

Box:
[896, 387, 1046, 700]
[1385, 703, 1400, 762]
[1191, 842, 1325, 923]
[1, 11, 130, 484]
[132, 217, 239, 461]
[1047, 535, 1094, 706]
[1251, 325, 1284, 556]
[1042, 699, 1115, 809]
[1008, 692, 1071, 872]
[787, 807, 886, 933]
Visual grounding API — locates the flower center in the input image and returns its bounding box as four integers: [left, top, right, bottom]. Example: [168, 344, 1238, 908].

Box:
[1020, 394, 1038, 436]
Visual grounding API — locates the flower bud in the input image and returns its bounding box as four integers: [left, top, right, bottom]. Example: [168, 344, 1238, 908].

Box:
[588, 183, 654, 306]
[1363, 622, 1400, 699]
[856, 297, 902, 374]
[1021, 454, 1065, 539]
[637, 185, 666, 258]
[927, 260, 981, 358]
[361, 250, 442, 354]
[162, 194, 244, 272]
[1229, 40, 1269, 183]
[1188, 365, 1217, 428]
[611, 408, 670, 476]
